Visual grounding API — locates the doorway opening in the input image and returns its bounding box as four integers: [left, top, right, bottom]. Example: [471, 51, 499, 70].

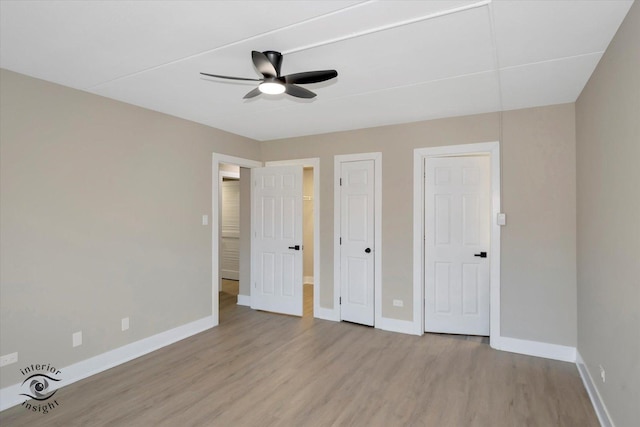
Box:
[424, 154, 490, 336]
[213, 155, 321, 324]
[218, 164, 241, 321]
[212, 154, 261, 327]
[413, 142, 501, 346]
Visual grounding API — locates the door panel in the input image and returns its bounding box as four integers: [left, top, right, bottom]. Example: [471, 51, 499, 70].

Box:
[346, 257, 368, 305]
[340, 160, 375, 326]
[261, 252, 276, 294]
[435, 194, 452, 244]
[435, 262, 451, 313]
[462, 263, 479, 314]
[282, 253, 295, 296]
[425, 156, 490, 335]
[252, 165, 303, 316]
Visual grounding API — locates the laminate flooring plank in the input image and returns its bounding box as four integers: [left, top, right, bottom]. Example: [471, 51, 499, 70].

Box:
[0, 288, 598, 427]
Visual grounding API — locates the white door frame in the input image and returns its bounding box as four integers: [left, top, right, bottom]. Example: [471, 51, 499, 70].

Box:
[413, 142, 501, 346]
[334, 152, 382, 326]
[212, 153, 262, 326]
[265, 158, 322, 319]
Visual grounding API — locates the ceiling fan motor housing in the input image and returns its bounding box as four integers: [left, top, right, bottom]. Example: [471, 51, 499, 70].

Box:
[263, 51, 283, 76]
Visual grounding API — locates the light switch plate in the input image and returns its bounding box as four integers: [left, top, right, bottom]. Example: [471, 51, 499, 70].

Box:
[202, 215, 208, 226]
[497, 213, 506, 226]
[121, 317, 129, 331]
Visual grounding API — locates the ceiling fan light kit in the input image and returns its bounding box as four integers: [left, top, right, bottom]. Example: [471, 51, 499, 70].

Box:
[201, 50, 338, 99]
[259, 80, 285, 95]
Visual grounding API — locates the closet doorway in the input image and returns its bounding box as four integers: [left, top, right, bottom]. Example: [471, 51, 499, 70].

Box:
[212, 154, 261, 327]
[219, 165, 240, 312]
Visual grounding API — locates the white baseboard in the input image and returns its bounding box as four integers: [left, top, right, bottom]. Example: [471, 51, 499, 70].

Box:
[576, 350, 614, 427]
[0, 316, 214, 412]
[377, 317, 420, 335]
[314, 306, 339, 321]
[304, 276, 314, 285]
[0, 381, 22, 412]
[493, 336, 576, 362]
[237, 294, 251, 306]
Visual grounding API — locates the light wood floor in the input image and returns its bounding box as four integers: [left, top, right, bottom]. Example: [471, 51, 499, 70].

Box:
[220, 279, 314, 320]
[0, 282, 598, 426]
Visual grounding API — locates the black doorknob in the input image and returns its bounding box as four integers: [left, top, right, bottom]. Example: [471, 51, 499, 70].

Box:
[288, 245, 301, 251]
[474, 251, 487, 258]
[365, 248, 371, 253]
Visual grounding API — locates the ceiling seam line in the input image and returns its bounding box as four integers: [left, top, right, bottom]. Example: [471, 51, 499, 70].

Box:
[486, 0, 503, 112]
[283, 0, 492, 55]
[87, 0, 492, 91]
[85, 0, 374, 91]
[486, 1, 504, 203]
[498, 51, 605, 72]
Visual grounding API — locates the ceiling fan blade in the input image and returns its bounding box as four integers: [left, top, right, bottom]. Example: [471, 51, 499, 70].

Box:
[200, 72, 261, 81]
[285, 84, 316, 99]
[252, 51, 277, 78]
[283, 70, 338, 85]
[243, 87, 262, 99]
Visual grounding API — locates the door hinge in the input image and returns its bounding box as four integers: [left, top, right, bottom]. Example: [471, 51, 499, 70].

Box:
[339, 297, 342, 305]
[339, 237, 342, 245]
[339, 178, 342, 186]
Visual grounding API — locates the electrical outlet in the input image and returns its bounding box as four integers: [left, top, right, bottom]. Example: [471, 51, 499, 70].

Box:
[393, 299, 404, 307]
[599, 365, 606, 383]
[0, 352, 18, 367]
[72, 331, 82, 347]
[121, 317, 129, 331]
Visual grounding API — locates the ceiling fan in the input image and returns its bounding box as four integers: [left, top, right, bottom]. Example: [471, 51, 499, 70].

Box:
[200, 50, 338, 99]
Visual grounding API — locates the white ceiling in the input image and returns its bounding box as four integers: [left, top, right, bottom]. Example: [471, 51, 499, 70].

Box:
[0, 0, 633, 141]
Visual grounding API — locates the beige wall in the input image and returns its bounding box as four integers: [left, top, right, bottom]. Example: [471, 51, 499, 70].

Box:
[262, 104, 577, 346]
[1, 66, 582, 390]
[576, 1, 640, 425]
[0, 69, 261, 388]
[500, 107, 577, 344]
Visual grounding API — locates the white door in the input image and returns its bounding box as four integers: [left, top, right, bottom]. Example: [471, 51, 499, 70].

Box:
[252, 165, 303, 316]
[424, 155, 490, 335]
[340, 160, 375, 326]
